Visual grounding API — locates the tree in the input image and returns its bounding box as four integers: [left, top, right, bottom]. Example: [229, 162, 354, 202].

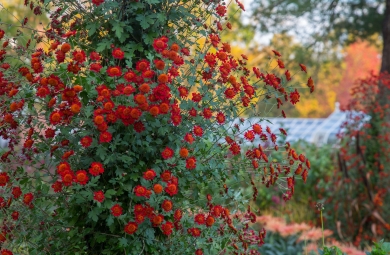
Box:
[251, 0, 389, 105]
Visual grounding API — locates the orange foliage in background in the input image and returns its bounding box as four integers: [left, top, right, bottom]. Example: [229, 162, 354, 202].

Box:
[337, 41, 381, 109]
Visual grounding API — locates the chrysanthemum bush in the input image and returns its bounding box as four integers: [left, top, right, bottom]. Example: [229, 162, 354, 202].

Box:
[312, 72, 390, 248]
[0, 0, 314, 254]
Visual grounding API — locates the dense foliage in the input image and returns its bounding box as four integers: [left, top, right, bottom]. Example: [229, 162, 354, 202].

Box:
[314, 73, 390, 247]
[0, 0, 314, 254]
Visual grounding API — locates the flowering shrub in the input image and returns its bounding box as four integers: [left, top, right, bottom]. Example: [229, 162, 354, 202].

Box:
[313, 72, 390, 247]
[0, 0, 314, 253]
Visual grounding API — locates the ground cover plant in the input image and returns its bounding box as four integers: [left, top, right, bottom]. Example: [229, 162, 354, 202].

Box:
[0, 0, 314, 254]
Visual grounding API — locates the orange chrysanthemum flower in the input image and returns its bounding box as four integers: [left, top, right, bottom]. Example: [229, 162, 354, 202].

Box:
[153, 184, 163, 194]
[89, 162, 104, 176]
[107, 66, 122, 77]
[111, 204, 123, 217]
[124, 222, 138, 235]
[143, 169, 156, 180]
[158, 74, 169, 83]
[179, 148, 189, 158]
[161, 200, 173, 212]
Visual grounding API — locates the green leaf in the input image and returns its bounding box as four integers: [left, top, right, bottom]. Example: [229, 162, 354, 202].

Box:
[119, 237, 129, 247]
[86, 23, 97, 37]
[136, 14, 154, 30]
[88, 208, 99, 222]
[105, 189, 116, 199]
[112, 21, 124, 39]
[145, 0, 160, 4]
[106, 215, 114, 227]
[96, 41, 111, 52]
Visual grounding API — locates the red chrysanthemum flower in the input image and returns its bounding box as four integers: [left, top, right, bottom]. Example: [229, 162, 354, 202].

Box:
[11, 211, 19, 220]
[161, 147, 174, 160]
[51, 181, 62, 193]
[179, 147, 189, 158]
[161, 221, 174, 235]
[90, 51, 101, 61]
[289, 89, 300, 105]
[93, 190, 105, 202]
[160, 170, 172, 182]
[186, 157, 196, 170]
[90, 63, 102, 73]
[0, 249, 13, 255]
[158, 73, 169, 83]
[153, 184, 163, 194]
[72, 50, 86, 63]
[143, 169, 157, 180]
[211, 205, 223, 217]
[177, 86, 188, 98]
[57, 162, 71, 175]
[92, 0, 104, 6]
[135, 213, 145, 224]
[153, 38, 168, 53]
[165, 182, 178, 196]
[89, 162, 104, 176]
[191, 92, 202, 102]
[154, 59, 165, 70]
[44, 128, 56, 139]
[23, 138, 34, 148]
[136, 59, 150, 72]
[184, 133, 194, 144]
[0, 173, 10, 187]
[99, 131, 112, 143]
[170, 114, 182, 126]
[216, 50, 228, 61]
[174, 209, 182, 222]
[134, 185, 151, 198]
[193, 126, 203, 137]
[244, 130, 255, 142]
[23, 193, 34, 205]
[149, 106, 159, 117]
[36, 86, 50, 98]
[252, 124, 262, 134]
[224, 88, 236, 99]
[75, 170, 89, 185]
[216, 112, 225, 124]
[151, 214, 164, 226]
[11, 187, 22, 198]
[107, 66, 122, 77]
[209, 34, 220, 47]
[181, 47, 190, 56]
[111, 204, 123, 217]
[188, 227, 201, 237]
[80, 136, 93, 148]
[61, 170, 74, 186]
[124, 221, 138, 235]
[215, 5, 227, 16]
[161, 199, 173, 212]
[202, 108, 212, 119]
[194, 214, 205, 225]
[123, 70, 136, 82]
[112, 47, 124, 59]
[195, 249, 203, 255]
[229, 142, 241, 155]
[204, 53, 216, 67]
[49, 111, 62, 125]
[206, 216, 215, 227]
[133, 121, 145, 133]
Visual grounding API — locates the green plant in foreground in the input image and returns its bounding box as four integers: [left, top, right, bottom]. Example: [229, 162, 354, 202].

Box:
[366, 240, 390, 255]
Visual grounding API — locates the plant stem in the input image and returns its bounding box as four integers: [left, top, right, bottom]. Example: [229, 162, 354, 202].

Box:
[320, 209, 325, 248]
